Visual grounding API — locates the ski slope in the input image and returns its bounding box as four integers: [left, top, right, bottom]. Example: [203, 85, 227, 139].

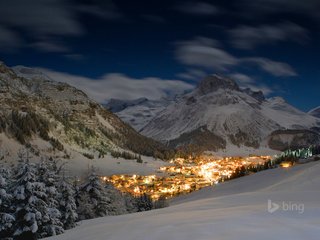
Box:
[47, 161, 320, 240]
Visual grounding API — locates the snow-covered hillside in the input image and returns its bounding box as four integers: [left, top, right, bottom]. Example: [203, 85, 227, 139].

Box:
[0, 62, 170, 165]
[104, 98, 171, 131]
[47, 161, 320, 240]
[140, 75, 320, 151]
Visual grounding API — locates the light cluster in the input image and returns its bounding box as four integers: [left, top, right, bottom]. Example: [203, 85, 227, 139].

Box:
[103, 155, 272, 200]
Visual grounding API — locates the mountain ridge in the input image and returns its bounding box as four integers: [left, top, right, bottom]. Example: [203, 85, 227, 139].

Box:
[134, 75, 320, 151]
[0, 62, 172, 162]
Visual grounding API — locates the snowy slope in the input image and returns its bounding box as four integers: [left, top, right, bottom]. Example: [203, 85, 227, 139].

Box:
[140, 75, 320, 150]
[105, 98, 171, 131]
[47, 161, 320, 240]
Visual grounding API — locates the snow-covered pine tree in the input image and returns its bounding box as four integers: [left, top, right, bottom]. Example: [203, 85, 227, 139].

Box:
[11, 157, 48, 240]
[136, 193, 153, 212]
[123, 193, 138, 213]
[0, 167, 15, 239]
[36, 158, 64, 237]
[78, 169, 110, 219]
[104, 183, 127, 216]
[57, 178, 78, 229]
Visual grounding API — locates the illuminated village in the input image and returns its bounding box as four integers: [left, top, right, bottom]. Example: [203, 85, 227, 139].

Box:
[103, 155, 273, 200]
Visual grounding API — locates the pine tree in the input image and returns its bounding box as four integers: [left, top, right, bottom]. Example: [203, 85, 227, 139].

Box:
[123, 193, 138, 213]
[57, 179, 78, 229]
[11, 158, 47, 240]
[0, 168, 15, 239]
[104, 183, 127, 216]
[78, 169, 110, 219]
[36, 158, 64, 237]
[136, 194, 153, 212]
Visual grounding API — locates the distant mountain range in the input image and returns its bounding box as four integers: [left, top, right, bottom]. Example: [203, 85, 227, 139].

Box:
[107, 75, 320, 152]
[3, 61, 319, 159]
[0, 62, 170, 161]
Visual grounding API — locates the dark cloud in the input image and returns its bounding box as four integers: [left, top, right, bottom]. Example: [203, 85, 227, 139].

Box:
[175, 37, 297, 77]
[0, 0, 122, 51]
[0, 0, 83, 37]
[175, 1, 219, 16]
[229, 22, 309, 49]
[240, 0, 320, 19]
[0, 26, 22, 50]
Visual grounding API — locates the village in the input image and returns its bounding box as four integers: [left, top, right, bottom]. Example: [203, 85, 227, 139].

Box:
[103, 155, 273, 200]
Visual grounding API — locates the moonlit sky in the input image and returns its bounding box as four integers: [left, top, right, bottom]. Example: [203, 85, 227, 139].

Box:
[0, 0, 319, 111]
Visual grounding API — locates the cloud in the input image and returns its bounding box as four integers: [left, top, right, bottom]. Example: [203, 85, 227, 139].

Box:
[38, 68, 194, 103]
[75, 0, 123, 20]
[243, 58, 297, 77]
[175, 1, 219, 15]
[175, 37, 238, 71]
[177, 69, 208, 81]
[0, 0, 122, 50]
[0, 0, 83, 37]
[0, 26, 22, 50]
[31, 41, 70, 53]
[228, 73, 254, 84]
[175, 36, 297, 77]
[229, 22, 309, 49]
[229, 73, 273, 95]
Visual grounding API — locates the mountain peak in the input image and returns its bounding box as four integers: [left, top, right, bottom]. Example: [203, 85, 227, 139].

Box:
[196, 74, 240, 94]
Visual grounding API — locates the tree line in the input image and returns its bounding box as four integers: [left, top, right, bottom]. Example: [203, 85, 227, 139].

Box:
[0, 150, 166, 240]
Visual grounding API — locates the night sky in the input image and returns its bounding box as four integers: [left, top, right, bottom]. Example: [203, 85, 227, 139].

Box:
[0, 0, 319, 111]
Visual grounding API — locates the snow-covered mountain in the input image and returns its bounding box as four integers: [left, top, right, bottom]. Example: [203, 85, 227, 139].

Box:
[0, 62, 169, 163]
[47, 161, 320, 240]
[139, 75, 320, 151]
[309, 106, 320, 118]
[104, 98, 171, 131]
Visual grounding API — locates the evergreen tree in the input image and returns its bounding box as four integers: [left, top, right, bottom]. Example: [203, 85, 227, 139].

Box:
[11, 159, 47, 240]
[36, 159, 64, 237]
[0, 168, 15, 239]
[57, 179, 78, 229]
[136, 194, 153, 212]
[104, 183, 127, 216]
[123, 193, 138, 213]
[78, 169, 110, 219]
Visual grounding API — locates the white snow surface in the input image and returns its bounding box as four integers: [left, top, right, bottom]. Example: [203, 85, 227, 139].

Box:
[47, 161, 320, 240]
